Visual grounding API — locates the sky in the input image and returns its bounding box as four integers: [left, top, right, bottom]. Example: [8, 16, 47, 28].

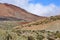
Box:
[0, 0, 60, 16]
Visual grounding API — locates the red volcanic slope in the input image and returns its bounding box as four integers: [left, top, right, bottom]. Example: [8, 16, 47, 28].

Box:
[0, 3, 45, 21]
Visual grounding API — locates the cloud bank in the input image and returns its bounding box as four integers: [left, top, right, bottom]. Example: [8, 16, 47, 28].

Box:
[0, 0, 60, 16]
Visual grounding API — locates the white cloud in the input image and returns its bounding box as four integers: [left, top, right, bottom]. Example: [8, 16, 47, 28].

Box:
[26, 4, 55, 16]
[0, 0, 60, 16]
[26, 4, 60, 16]
[14, 0, 29, 8]
[14, 0, 60, 16]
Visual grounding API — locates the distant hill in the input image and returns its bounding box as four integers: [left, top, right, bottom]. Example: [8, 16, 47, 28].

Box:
[0, 3, 45, 21]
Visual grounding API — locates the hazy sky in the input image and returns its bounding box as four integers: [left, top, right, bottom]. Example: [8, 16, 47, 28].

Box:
[0, 0, 60, 16]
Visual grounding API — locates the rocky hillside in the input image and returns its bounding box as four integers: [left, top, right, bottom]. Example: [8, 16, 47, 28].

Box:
[0, 3, 45, 21]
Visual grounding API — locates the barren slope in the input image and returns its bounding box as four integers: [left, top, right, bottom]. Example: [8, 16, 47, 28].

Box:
[0, 3, 44, 21]
[14, 16, 60, 31]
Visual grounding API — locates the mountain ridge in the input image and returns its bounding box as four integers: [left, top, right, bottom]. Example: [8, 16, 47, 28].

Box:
[0, 3, 45, 22]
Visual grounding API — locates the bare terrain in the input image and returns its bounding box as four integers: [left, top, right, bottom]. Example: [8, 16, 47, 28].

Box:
[0, 3, 45, 22]
[14, 16, 60, 31]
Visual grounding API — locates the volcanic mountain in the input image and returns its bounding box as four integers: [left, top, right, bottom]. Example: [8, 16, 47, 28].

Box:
[0, 3, 45, 21]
